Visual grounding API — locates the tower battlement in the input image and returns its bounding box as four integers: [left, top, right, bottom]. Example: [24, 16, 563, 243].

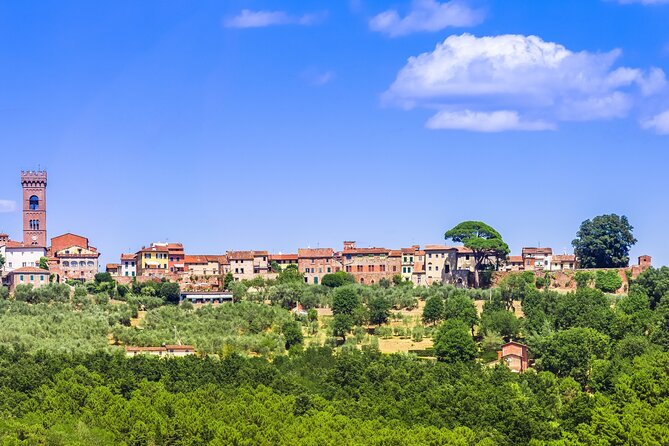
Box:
[21, 170, 47, 186]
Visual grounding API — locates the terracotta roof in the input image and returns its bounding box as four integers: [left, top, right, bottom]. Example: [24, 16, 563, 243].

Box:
[8, 266, 49, 274]
[389, 250, 402, 257]
[507, 256, 523, 263]
[164, 344, 195, 350]
[125, 346, 166, 352]
[455, 246, 474, 254]
[185, 255, 208, 264]
[401, 246, 419, 253]
[5, 240, 27, 248]
[138, 245, 168, 253]
[106, 263, 121, 269]
[424, 244, 457, 251]
[416, 250, 425, 256]
[522, 247, 553, 256]
[51, 233, 90, 253]
[253, 251, 269, 256]
[227, 251, 255, 260]
[552, 254, 576, 262]
[121, 253, 136, 261]
[269, 254, 298, 261]
[298, 248, 334, 258]
[343, 247, 389, 255]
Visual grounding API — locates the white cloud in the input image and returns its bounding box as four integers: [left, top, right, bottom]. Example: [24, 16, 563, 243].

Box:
[312, 71, 335, 86]
[641, 110, 669, 134]
[0, 200, 16, 213]
[617, 0, 669, 5]
[370, 0, 484, 37]
[225, 9, 326, 28]
[384, 33, 666, 132]
[426, 110, 555, 132]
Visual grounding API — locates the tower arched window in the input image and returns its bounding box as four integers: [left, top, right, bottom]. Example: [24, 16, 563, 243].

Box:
[29, 195, 39, 210]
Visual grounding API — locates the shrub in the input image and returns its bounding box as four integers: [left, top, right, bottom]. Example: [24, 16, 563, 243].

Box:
[574, 271, 595, 289]
[595, 270, 623, 293]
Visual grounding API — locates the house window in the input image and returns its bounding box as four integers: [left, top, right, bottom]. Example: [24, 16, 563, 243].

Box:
[132, 272, 135, 277]
[380, 265, 386, 272]
[346, 266, 352, 272]
[30, 275, 34, 281]
[435, 266, 439, 271]
[356, 265, 363, 272]
[327, 267, 331, 273]
[368, 265, 374, 272]
[40, 275, 44, 281]
[314, 277, 319, 284]
[19, 275, 24, 282]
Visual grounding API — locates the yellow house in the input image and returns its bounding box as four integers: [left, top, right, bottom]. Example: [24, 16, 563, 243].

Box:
[137, 245, 169, 277]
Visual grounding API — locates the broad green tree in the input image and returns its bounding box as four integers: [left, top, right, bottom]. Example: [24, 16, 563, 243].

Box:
[422, 295, 444, 325]
[322, 271, 355, 288]
[332, 287, 362, 340]
[445, 221, 510, 288]
[443, 293, 478, 335]
[572, 214, 637, 268]
[367, 295, 392, 325]
[634, 266, 669, 308]
[433, 319, 477, 362]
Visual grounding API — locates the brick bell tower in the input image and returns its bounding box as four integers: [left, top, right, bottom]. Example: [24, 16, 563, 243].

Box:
[21, 170, 47, 247]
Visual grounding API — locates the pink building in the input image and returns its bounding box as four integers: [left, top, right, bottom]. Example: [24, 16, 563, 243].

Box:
[499, 341, 529, 372]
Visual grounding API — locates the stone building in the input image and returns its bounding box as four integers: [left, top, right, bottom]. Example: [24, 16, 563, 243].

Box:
[298, 248, 336, 285]
[6, 266, 50, 292]
[49, 233, 100, 282]
[269, 253, 298, 271]
[340, 241, 400, 285]
[522, 247, 553, 271]
[227, 251, 256, 281]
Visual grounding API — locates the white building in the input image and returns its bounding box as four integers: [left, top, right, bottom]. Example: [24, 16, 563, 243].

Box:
[2, 241, 46, 275]
[120, 253, 137, 277]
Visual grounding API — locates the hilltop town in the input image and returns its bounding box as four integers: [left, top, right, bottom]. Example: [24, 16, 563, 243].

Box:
[0, 170, 651, 296]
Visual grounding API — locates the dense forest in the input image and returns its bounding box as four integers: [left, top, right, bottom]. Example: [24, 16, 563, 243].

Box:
[2, 266, 669, 444]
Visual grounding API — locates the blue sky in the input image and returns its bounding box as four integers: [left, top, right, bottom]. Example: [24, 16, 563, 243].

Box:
[1, 0, 668, 267]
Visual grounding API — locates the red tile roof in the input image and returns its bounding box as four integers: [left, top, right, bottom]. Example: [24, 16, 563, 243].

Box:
[185, 255, 208, 264]
[51, 233, 90, 253]
[343, 247, 389, 255]
[227, 251, 255, 260]
[138, 245, 169, 253]
[298, 248, 334, 258]
[522, 247, 553, 256]
[424, 244, 457, 251]
[121, 253, 136, 261]
[8, 266, 49, 274]
[389, 250, 402, 257]
[552, 254, 576, 262]
[401, 247, 419, 253]
[507, 255, 523, 263]
[269, 254, 298, 261]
